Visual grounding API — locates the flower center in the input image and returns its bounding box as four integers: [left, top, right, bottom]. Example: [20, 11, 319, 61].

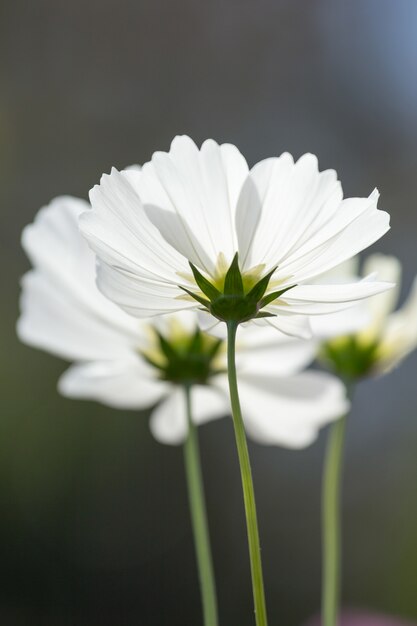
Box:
[180, 252, 294, 325]
[141, 323, 224, 386]
[319, 335, 379, 380]
[209, 252, 267, 294]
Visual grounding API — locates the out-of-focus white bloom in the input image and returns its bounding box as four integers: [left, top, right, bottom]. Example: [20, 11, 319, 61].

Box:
[317, 254, 417, 377]
[79, 136, 392, 339]
[17, 196, 349, 448]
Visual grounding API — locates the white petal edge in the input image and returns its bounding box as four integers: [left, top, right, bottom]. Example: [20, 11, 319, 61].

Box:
[269, 278, 395, 318]
[375, 275, 417, 374]
[149, 384, 229, 445]
[362, 253, 402, 333]
[233, 371, 349, 449]
[17, 271, 138, 361]
[58, 359, 167, 409]
[236, 323, 317, 376]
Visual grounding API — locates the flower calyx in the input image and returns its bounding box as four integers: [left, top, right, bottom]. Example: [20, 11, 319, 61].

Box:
[319, 335, 379, 381]
[181, 253, 293, 325]
[142, 327, 224, 386]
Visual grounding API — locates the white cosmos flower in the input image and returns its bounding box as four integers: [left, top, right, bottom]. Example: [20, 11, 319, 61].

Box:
[17, 196, 350, 448]
[79, 136, 392, 339]
[317, 254, 417, 377]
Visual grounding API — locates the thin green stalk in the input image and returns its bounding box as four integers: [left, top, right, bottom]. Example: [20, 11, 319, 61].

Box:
[183, 385, 219, 626]
[226, 321, 268, 626]
[321, 390, 352, 626]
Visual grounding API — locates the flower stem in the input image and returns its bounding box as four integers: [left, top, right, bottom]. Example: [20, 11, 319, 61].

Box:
[183, 385, 219, 626]
[226, 321, 268, 626]
[321, 394, 351, 626]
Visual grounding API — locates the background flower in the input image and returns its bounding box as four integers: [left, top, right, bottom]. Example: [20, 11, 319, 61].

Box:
[316, 255, 417, 377]
[18, 196, 349, 448]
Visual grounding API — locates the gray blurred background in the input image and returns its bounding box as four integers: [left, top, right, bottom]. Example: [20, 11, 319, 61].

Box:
[1, 1, 417, 624]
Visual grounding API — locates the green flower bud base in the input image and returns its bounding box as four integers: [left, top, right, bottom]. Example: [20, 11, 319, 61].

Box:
[142, 327, 224, 387]
[181, 252, 293, 324]
[320, 336, 379, 381]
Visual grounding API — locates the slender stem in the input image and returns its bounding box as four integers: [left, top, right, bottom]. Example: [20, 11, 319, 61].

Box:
[183, 385, 219, 626]
[321, 390, 352, 626]
[226, 321, 268, 626]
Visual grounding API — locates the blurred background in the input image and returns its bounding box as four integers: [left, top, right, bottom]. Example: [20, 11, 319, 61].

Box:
[1, 0, 417, 624]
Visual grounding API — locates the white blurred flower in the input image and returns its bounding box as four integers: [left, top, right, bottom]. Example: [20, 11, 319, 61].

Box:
[79, 135, 392, 339]
[17, 196, 349, 448]
[318, 254, 417, 377]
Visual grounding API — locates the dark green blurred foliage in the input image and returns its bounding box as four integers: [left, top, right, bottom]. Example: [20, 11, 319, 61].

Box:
[1, 1, 417, 624]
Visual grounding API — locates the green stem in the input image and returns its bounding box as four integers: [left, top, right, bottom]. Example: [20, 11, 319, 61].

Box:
[226, 321, 268, 626]
[183, 385, 219, 626]
[321, 391, 352, 626]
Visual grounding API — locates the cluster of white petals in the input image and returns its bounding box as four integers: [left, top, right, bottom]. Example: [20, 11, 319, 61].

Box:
[318, 255, 417, 376]
[80, 136, 392, 338]
[17, 196, 349, 449]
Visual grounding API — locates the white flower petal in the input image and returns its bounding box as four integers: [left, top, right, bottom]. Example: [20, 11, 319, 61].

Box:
[310, 254, 400, 340]
[236, 153, 342, 270]
[362, 254, 402, 330]
[310, 304, 370, 339]
[151, 309, 201, 336]
[314, 255, 360, 283]
[122, 164, 142, 175]
[17, 271, 138, 361]
[59, 359, 167, 409]
[274, 192, 390, 285]
[142, 200, 215, 274]
[22, 196, 90, 272]
[149, 388, 187, 445]
[270, 278, 394, 316]
[21, 196, 131, 322]
[192, 384, 230, 425]
[139, 136, 248, 271]
[263, 314, 313, 339]
[197, 311, 226, 338]
[18, 197, 141, 360]
[149, 384, 228, 445]
[236, 324, 317, 376]
[81, 168, 190, 283]
[234, 371, 349, 448]
[96, 261, 196, 318]
[276, 192, 379, 271]
[375, 276, 417, 373]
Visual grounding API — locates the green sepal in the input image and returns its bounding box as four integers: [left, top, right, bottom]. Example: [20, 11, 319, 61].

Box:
[223, 253, 244, 296]
[141, 326, 225, 386]
[254, 311, 276, 319]
[179, 286, 211, 309]
[141, 354, 166, 372]
[182, 254, 296, 325]
[156, 331, 179, 361]
[189, 262, 221, 300]
[188, 327, 203, 353]
[246, 266, 277, 301]
[206, 337, 223, 360]
[210, 294, 258, 323]
[320, 336, 379, 380]
[259, 285, 294, 308]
